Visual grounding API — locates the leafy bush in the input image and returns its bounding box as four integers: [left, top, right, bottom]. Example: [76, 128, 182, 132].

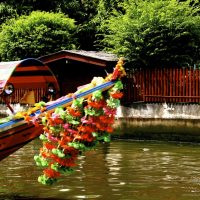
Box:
[4, 0, 100, 50]
[100, 0, 200, 68]
[93, 0, 124, 49]
[0, 11, 77, 61]
[0, 3, 17, 26]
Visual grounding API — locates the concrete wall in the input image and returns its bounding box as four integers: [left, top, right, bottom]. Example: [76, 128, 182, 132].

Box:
[114, 103, 200, 142]
[117, 103, 200, 119]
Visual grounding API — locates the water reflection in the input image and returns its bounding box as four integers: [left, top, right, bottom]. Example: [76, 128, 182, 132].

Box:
[1, 139, 200, 199]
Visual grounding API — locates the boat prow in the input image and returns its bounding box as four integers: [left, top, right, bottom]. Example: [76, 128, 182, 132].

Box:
[0, 80, 117, 161]
[0, 57, 126, 162]
[0, 123, 43, 161]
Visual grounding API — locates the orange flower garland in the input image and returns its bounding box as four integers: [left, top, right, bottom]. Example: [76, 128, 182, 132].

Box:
[32, 58, 126, 185]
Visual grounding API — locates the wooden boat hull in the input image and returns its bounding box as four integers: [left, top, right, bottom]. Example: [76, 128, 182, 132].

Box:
[0, 123, 43, 161]
[0, 80, 116, 161]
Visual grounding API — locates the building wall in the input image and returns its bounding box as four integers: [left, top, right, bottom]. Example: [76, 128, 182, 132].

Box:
[47, 59, 112, 96]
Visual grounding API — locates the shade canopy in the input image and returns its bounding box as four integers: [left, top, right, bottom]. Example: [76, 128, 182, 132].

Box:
[0, 58, 59, 95]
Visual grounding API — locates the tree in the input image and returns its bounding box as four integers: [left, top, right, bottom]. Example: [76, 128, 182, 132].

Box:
[0, 11, 77, 61]
[1, 0, 63, 15]
[3, 0, 100, 50]
[100, 0, 200, 68]
[1, 0, 124, 51]
[0, 3, 17, 26]
[92, 0, 124, 49]
[60, 0, 100, 50]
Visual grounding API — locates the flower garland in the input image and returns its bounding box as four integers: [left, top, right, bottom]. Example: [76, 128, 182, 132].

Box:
[30, 58, 125, 185]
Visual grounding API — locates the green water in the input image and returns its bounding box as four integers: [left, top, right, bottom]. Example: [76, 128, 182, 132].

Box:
[1, 139, 200, 200]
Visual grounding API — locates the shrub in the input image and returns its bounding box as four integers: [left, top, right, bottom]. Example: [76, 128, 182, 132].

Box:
[0, 3, 17, 26]
[101, 0, 200, 68]
[0, 11, 77, 61]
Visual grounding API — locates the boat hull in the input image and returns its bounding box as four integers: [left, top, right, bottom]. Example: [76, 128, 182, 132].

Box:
[0, 123, 43, 161]
[0, 80, 116, 161]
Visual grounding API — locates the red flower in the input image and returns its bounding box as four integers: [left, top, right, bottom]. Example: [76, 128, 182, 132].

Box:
[88, 99, 105, 109]
[44, 142, 56, 150]
[99, 115, 114, 124]
[67, 107, 82, 117]
[24, 115, 32, 123]
[110, 92, 123, 99]
[40, 150, 51, 158]
[78, 125, 95, 133]
[57, 157, 77, 167]
[53, 118, 64, 125]
[43, 168, 60, 178]
[103, 107, 117, 116]
[106, 126, 113, 133]
[82, 133, 94, 142]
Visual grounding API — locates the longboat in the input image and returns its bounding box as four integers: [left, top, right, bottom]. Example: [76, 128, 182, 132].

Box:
[0, 56, 125, 162]
[0, 79, 118, 161]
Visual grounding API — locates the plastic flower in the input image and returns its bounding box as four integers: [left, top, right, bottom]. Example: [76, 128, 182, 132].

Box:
[32, 58, 126, 185]
[110, 92, 123, 99]
[43, 168, 60, 178]
[67, 107, 82, 117]
[103, 106, 117, 115]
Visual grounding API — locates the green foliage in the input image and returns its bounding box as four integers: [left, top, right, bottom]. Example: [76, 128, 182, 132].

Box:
[4, 0, 99, 22]
[61, 0, 100, 50]
[0, 3, 17, 25]
[1, 0, 123, 51]
[2, 0, 63, 15]
[0, 11, 77, 61]
[93, 0, 124, 49]
[100, 0, 200, 68]
[3, 0, 100, 50]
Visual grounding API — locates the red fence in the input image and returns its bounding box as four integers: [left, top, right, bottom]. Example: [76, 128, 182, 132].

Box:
[122, 67, 200, 103]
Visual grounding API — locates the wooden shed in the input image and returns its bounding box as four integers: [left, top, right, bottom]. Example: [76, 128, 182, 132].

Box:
[38, 50, 118, 96]
[0, 58, 59, 105]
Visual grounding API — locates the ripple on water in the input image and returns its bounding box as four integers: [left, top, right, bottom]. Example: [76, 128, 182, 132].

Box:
[1, 140, 200, 200]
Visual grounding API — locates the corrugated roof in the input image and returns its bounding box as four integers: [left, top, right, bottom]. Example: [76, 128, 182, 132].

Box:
[64, 50, 118, 62]
[38, 50, 118, 67]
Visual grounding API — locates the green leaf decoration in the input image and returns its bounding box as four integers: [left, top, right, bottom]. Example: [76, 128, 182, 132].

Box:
[69, 120, 80, 125]
[51, 163, 74, 175]
[35, 101, 46, 107]
[38, 175, 57, 186]
[92, 132, 98, 137]
[103, 135, 111, 143]
[34, 155, 49, 167]
[39, 134, 48, 141]
[52, 148, 65, 158]
[59, 167, 74, 175]
[72, 98, 84, 109]
[84, 107, 103, 116]
[50, 125, 62, 133]
[111, 81, 123, 92]
[41, 117, 47, 126]
[92, 90, 103, 100]
[54, 107, 65, 115]
[106, 98, 120, 108]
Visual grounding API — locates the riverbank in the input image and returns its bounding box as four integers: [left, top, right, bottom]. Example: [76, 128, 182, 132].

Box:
[117, 103, 200, 119]
[114, 103, 200, 143]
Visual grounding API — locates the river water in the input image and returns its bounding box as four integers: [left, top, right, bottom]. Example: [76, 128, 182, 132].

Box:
[1, 139, 200, 200]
